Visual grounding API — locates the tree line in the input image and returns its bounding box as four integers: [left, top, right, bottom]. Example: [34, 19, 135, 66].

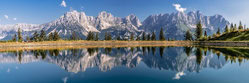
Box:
[85, 28, 166, 41]
[11, 27, 168, 42]
[184, 21, 248, 41]
[12, 29, 60, 42]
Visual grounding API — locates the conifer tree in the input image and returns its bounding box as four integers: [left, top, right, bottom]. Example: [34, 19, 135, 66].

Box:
[117, 34, 121, 40]
[159, 28, 165, 41]
[130, 33, 134, 41]
[39, 30, 46, 41]
[53, 31, 60, 41]
[48, 33, 53, 41]
[17, 28, 23, 42]
[86, 31, 95, 40]
[204, 31, 207, 37]
[239, 21, 243, 31]
[184, 30, 192, 41]
[225, 25, 229, 33]
[230, 23, 234, 32]
[196, 21, 203, 40]
[107, 32, 112, 40]
[86, 31, 92, 40]
[104, 32, 112, 40]
[95, 33, 99, 41]
[147, 34, 151, 41]
[151, 31, 156, 40]
[234, 24, 237, 31]
[142, 32, 146, 40]
[217, 27, 220, 36]
[105, 32, 108, 40]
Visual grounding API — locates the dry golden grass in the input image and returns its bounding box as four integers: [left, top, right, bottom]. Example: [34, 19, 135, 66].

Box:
[1, 40, 248, 52]
[0, 40, 194, 52]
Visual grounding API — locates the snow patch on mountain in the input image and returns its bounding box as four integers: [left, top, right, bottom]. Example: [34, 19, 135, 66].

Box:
[0, 10, 229, 40]
[141, 11, 230, 39]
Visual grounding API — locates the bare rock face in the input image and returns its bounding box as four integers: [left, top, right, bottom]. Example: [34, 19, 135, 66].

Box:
[0, 10, 228, 40]
[141, 11, 229, 40]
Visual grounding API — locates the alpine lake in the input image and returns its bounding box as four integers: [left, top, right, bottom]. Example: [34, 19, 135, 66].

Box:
[0, 46, 249, 83]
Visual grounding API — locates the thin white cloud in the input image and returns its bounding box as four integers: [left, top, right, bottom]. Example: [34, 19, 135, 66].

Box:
[61, 0, 67, 7]
[173, 72, 185, 80]
[13, 18, 17, 21]
[4, 15, 9, 20]
[173, 4, 187, 13]
[62, 77, 68, 83]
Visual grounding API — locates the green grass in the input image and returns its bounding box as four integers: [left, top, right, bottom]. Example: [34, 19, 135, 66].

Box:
[209, 30, 249, 41]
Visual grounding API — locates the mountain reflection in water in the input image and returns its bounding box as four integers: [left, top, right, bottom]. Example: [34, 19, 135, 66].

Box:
[1, 46, 247, 74]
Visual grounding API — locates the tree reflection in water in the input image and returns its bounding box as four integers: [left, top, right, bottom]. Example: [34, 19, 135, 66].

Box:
[2, 46, 249, 73]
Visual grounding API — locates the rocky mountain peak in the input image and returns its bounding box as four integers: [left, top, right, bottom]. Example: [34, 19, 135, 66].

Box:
[141, 11, 230, 40]
[98, 11, 114, 19]
[0, 10, 229, 40]
[125, 14, 142, 27]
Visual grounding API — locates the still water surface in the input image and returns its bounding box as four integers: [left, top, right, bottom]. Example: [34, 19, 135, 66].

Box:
[0, 46, 249, 83]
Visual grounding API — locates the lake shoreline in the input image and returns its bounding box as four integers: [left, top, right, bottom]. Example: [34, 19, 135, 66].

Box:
[196, 41, 249, 47]
[0, 40, 248, 51]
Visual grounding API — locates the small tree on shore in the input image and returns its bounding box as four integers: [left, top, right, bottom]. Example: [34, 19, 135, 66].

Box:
[17, 28, 23, 42]
[107, 32, 112, 40]
[184, 30, 192, 41]
[105, 32, 108, 40]
[234, 24, 237, 31]
[95, 33, 99, 41]
[105, 32, 112, 40]
[230, 23, 234, 32]
[86, 31, 94, 40]
[39, 30, 46, 41]
[159, 28, 165, 41]
[48, 33, 54, 41]
[217, 27, 221, 36]
[117, 34, 121, 40]
[130, 33, 134, 41]
[142, 32, 146, 40]
[239, 21, 243, 31]
[195, 21, 203, 40]
[147, 34, 151, 41]
[225, 25, 229, 33]
[151, 31, 156, 40]
[204, 31, 207, 37]
[53, 31, 60, 41]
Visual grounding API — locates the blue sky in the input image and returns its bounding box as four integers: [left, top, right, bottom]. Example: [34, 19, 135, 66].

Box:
[0, 0, 249, 25]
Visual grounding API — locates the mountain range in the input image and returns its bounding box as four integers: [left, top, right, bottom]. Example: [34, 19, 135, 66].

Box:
[0, 10, 229, 40]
